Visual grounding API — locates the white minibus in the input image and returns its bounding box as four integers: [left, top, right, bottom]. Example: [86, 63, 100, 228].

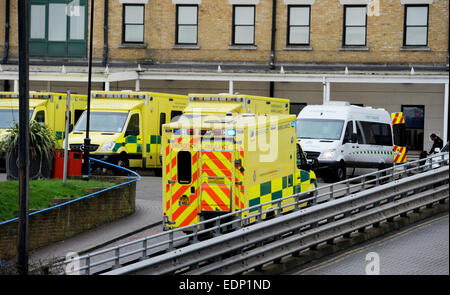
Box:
[296, 101, 394, 182]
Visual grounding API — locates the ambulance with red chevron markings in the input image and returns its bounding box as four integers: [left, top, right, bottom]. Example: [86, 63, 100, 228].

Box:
[162, 113, 317, 231]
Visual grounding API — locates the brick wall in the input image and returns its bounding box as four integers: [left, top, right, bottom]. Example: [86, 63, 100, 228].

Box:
[105, 0, 449, 64]
[0, 176, 136, 260]
[1, 0, 447, 64]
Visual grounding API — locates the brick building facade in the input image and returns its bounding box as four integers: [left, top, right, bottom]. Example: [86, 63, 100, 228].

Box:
[0, 0, 448, 151]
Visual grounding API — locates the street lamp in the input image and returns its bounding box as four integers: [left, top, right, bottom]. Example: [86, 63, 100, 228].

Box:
[82, 0, 95, 180]
[17, 0, 30, 275]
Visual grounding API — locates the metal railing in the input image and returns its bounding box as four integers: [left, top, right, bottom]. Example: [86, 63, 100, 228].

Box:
[59, 152, 449, 275]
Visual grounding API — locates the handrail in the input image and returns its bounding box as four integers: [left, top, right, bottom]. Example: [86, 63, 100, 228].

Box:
[59, 152, 448, 275]
[107, 163, 448, 275]
[0, 158, 141, 226]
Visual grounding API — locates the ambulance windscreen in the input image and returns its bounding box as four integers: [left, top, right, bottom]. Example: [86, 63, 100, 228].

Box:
[296, 119, 344, 140]
[74, 111, 128, 133]
[0, 109, 34, 129]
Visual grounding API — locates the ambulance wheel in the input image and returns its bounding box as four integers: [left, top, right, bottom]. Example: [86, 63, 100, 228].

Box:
[114, 155, 129, 176]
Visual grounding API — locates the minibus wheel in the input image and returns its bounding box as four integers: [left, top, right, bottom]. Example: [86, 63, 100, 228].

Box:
[336, 161, 346, 182]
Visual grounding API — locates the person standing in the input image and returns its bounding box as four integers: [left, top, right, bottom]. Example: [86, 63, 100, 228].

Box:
[429, 133, 443, 154]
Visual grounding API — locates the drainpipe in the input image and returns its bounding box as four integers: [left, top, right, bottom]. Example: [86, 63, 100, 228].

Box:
[2, 0, 10, 64]
[269, 0, 277, 70]
[102, 0, 109, 66]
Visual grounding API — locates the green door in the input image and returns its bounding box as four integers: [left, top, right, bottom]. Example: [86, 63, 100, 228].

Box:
[29, 0, 87, 58]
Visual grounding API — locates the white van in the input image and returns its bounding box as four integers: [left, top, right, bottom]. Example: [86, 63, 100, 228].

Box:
[296, 101, 394, 182]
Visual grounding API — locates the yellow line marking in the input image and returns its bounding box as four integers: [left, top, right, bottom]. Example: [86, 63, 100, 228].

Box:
[294, 213, 449, 275]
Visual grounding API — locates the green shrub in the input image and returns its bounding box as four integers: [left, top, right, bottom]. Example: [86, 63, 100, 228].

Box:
[0, 120, 57, 162]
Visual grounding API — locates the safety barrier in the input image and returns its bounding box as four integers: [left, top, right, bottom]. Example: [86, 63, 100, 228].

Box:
[59, 152, 449, 275]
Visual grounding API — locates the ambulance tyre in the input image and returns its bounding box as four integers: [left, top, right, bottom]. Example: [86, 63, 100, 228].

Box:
[114, 154, 129, 176]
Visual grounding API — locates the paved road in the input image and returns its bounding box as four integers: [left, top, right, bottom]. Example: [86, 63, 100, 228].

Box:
[289, 213, 449, 275]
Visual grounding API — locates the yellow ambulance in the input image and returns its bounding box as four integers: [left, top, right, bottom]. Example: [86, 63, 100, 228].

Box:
[68, 91, 188, 174]
[0, 92, 87, 166]
[162, 113, 317, 231]
[179, 94, 290, 119]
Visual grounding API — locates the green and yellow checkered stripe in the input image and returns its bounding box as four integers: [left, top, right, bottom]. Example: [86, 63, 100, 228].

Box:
[248, 173, 310, 214]
[147, 135, 162, 164]
[350, 150, 393, 155]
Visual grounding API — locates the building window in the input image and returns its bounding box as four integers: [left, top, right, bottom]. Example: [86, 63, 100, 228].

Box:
[403, 5, 428, 46]
[176, 5, 198, 45]
[232, 5, 255, 45]
[29, 0, 88, 58]
[287, 6, 310, 46]
[343, 5, 367, 46]
[122, 4, 145, 43]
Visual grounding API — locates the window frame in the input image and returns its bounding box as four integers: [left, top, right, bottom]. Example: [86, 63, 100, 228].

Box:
[28, 0, 88, 58]
[232, 5, 256, 46]
[175, 4, 199, 45]
[287, 5, 311, 46]
[342, 5, 367, 47]
[125, 113, 140, 137]
[177, 151, 192, 184]
[122, 4, 145, 44]
[403, 4, 429, 47]
[356, 121, 393, 146]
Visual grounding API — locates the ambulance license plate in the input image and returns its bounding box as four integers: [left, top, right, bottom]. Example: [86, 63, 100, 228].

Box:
[180, 195, 189, 206]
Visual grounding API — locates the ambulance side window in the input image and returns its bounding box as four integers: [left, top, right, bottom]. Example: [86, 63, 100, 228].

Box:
[74, 110, 84, 125]
[178, 151, 192, 184]
[125, 114, 140, 136]
[160, 113, 166, 135]
[171, 111, 182, 121]
[35, 110, 45, 123]
[297, 144, 307, 169]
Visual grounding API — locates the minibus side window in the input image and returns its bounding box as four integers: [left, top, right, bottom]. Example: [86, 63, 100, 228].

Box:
[343, 121, 353, 144]
[177, 151, 192, 184]
[357, 121, 392, 146]
[356, 121, 365, 144]
[371, 122, 392, 146]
